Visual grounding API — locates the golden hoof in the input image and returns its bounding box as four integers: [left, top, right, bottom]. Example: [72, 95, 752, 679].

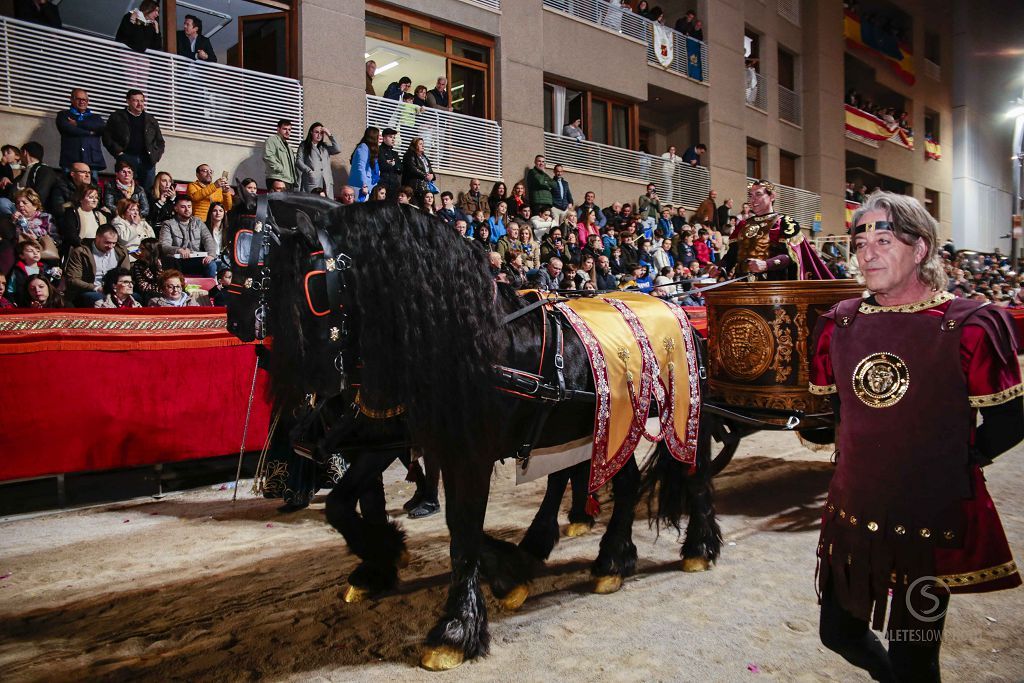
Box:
[498, 584, 529, 611]
[420, 645, 465, 671]
[343, 584, 368, 603]
[565, 522, 592, 538]
[593, 575, 623, 594]
[398, 549, 411, 569]
[682, 557, 712, 573]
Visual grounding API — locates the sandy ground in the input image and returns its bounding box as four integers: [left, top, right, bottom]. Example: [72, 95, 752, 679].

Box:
[1, 431, 1022, 683]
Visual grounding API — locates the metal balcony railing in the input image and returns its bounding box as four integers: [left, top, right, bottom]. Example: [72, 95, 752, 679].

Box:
[778, 83, 802, 126]
[747, 177, 822, 232]
[465, 0, 501, 10]
[541, 0, 709, 83]
[745, 70, 768, 112]
[546, 132, 711, 209]
[0, 16, 303, 145]
[777, 0, 801, 26]
[366, 95, 503, 181]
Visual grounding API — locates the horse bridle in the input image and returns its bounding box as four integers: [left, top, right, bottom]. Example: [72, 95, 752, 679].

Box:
[303, 223, 355, 388]
[226, 194, 277, 340]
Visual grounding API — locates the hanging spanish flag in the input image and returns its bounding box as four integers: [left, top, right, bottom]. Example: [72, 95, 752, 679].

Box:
[843, 10, 915, 86]
[925, 139, 942, 160]
[845, 105, 914, 150]
[845, 200, 860, 229]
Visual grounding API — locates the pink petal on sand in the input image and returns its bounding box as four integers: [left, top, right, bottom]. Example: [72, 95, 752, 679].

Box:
[0, 573, 11, 580]
[123, 519, 131, 523]
[266, 523, 274, 528]
[747, 664, 761, 674]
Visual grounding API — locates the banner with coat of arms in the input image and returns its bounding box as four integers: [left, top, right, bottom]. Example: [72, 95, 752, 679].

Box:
[652, 22, 673, 68]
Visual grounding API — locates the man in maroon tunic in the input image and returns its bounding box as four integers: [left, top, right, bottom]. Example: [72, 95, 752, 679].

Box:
[810, 191, 1023, 681]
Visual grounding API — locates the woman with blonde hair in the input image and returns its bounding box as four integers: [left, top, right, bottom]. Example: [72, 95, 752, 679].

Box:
[112, 198, 155, 258]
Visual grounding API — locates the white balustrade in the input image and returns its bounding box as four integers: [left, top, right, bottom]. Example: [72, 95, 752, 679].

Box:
[747, 177, 822, 232]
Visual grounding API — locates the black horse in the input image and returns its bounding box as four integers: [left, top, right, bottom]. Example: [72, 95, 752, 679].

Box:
[226, 196, 721, 670]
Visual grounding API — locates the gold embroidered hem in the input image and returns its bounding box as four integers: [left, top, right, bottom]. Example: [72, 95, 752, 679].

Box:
[859, 291, 953, 314]
[969, 382, 1024, 408]
[809, 382, 837, 395]
[354, 390, 405, 419]
[938, 560, 1018, 588]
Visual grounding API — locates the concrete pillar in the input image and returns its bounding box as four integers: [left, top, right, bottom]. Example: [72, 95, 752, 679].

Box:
[496, 2, 545, 185]
[703, 0, 749, 200]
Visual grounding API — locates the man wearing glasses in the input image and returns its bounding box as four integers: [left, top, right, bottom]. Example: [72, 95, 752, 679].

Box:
[55, 89, 106, 184]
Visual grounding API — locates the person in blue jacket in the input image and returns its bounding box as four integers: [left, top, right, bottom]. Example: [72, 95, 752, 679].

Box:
[55, 88, 106, 181]
[347, 127, 380, 202]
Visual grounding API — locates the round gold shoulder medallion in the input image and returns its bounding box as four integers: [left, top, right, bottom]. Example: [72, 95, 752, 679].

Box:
[852, 352, 909, 408]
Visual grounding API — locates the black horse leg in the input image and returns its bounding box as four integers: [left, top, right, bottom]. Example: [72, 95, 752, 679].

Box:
[592, 456, 641, 593]
[324, 448, 407, 599]
[566, 460, 596, 532]
[681, 420, 722, 571]
[518, 468, 571, 561]
[421, 456, 492, 670]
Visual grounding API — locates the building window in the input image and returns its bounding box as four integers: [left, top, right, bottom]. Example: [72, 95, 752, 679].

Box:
[778, 47, 797, 91]
[746, 139, 764, 178]
[366, 4, 494, 119]
[924, 109, 940, 141]
[780, 151, 798, 187]
[925, 189, 940, 221]
[924, 31, 940, 65]
[544, 82, 636, 150]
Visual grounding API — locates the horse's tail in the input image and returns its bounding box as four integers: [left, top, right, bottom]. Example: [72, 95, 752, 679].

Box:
[639, 425, 710, 536]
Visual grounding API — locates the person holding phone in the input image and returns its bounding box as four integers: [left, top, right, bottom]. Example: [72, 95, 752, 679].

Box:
[187, 163, 234, 222]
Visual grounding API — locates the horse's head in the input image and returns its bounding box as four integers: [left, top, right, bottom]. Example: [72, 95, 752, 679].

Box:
[224, 192, 339, 343]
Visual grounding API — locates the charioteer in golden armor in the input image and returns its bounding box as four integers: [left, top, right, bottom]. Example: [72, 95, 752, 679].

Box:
[810, 191, 1023, 681]
[718, 179, 834, 280]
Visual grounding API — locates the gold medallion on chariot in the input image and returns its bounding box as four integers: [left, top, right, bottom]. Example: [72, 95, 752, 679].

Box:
[851, 352, 909, 408]
[718, 309, 774, 380]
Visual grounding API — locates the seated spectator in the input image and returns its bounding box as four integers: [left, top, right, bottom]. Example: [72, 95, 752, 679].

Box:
[65, 224, 130, 306]
[564, 229, 582, 264]
[416, 190, 437, 216]
[94, 268, 141, 308]
[15, 0, 63, 28]
[650, 237, 675, 272]
[577, 206, 602, 246]
[562, 118, 585, 141]
[473, 222, 493, 251]
[694, 227, 714, 265]
[496, 221, 525, 261]
[540, 226, 570, 264]
[176, 14, 217, 62]
[530, 207, 558, 240]
[149, 171, 177, 226]
[501, 249, 528, 289]
[518, 222, 541, 271]
[7, 238, 61, 297]
[206, 201, 229, 265]
[338, 187, 357, 205]
[116, 1, 161, 53]
[103, 159, 150, 218]
[187, 164, 233, 222]
[658, 207, 675, 238]
[682, 143, 706, 166]
[347, 127, 381, 202]
[576, 253, 597, 287]
[15, 142, 59, 215]
[508, 182, 528, 215]
[632, 263, 653, 292]
[488, 182, 509, 216]
[112, 198, 155, 259]
[595, 255, 617, 290]
[576, 191, 607, 229]
[131, 237, 162, 301]
[397, 186, 413, 205]
[458, 178, 489, 220]
[0, 144, 19, 214]
[453, 218, 472, 240]
[208, 267, 232, 306]
[436, 191, 465, 228]
[51, 162, 93, 220]
[582, 233, 605, 262]
[55, 88, 106, 179]
[0, 273, 12, 308]
[149, 269, 199, 307]
[61, 184, 106, 251]
[488, 201, 509, 243]
[21, 273, 63, 308]
[11, 188, 58, 250]
[609, 245, 626, 275]
[158, 195, 217, 277]
[538, 257, 564, 291]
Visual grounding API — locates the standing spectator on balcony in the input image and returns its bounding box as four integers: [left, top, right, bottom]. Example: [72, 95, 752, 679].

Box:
[716, 197, 733, 230]
[61, 184, 106, 251]
[263, 119, 296, 191]
[159, 195, 217, 277]
[365, 60, 376, 96]
[115, 1, 161, 53]
[103, 90, 164, 189]
[15, 142, 59, 216]
[346, 126, 380, 202]
[103, 159, 150, 219]
[296, 122, 341, 197]
[112, 197, 155, 258]
[383, 76, 412, 102]
[633, 0, 652, 17]
[674, 9, 696, 35]
[401, 137, 436, 197]
[176, 14, 217, 62]
[412, 85, 431, 110]
[148, 171, 176, 226]
[65, 224, 130, 306]
[427, 78, 452, 111]
[94, 268, 141, 308]
[601, 0, 630, 33]
[549, 164, 574, 223]
[14, 0, 62, 28]
[55, 89, 105, 181]
[488, 182, 508, 216]
[376, 127, 401, 197]
[682, 142, 706, 167]
[562, 118, 586, 141]
[457, 178, 489, 220]
[186, 164, 233, 222]
[526, 155, 555, 214]
[693, 189, 717, 227]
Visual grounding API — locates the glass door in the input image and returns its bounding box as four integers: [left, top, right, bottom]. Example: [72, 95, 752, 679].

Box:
[449, 62, 487, 119]
[238, 11, 289, 77]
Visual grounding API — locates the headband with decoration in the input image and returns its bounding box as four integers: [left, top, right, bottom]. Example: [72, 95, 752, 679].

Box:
[852, 220, 894, 235]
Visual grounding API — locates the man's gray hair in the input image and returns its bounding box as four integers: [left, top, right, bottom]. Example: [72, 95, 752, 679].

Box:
[851, 191, 946, 291]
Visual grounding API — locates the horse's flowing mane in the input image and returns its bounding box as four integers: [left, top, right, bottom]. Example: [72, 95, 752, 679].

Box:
[268, 201, 503, 459]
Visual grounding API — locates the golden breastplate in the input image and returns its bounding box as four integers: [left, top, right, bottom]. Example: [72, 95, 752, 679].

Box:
[735, 214, 778, 272]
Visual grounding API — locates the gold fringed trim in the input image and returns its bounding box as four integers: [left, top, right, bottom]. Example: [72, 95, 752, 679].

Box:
[858, 291, 953, 314]
[938, 560, 1018, 588]
[969, 383, 1024, 408]
[354, 390, 405, 419]
[809, 382, 837, 395]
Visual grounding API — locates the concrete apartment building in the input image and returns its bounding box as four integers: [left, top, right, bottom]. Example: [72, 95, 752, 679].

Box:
[4, 0, 1011, 248]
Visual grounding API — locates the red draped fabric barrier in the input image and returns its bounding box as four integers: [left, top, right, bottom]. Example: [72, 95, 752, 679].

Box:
[0, 309, 272, 482]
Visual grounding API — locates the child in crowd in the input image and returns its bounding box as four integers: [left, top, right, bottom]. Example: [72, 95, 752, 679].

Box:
[208, 268, 232, 306]
[0, 273, 13, 308]
[7, 239, 61, 297]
